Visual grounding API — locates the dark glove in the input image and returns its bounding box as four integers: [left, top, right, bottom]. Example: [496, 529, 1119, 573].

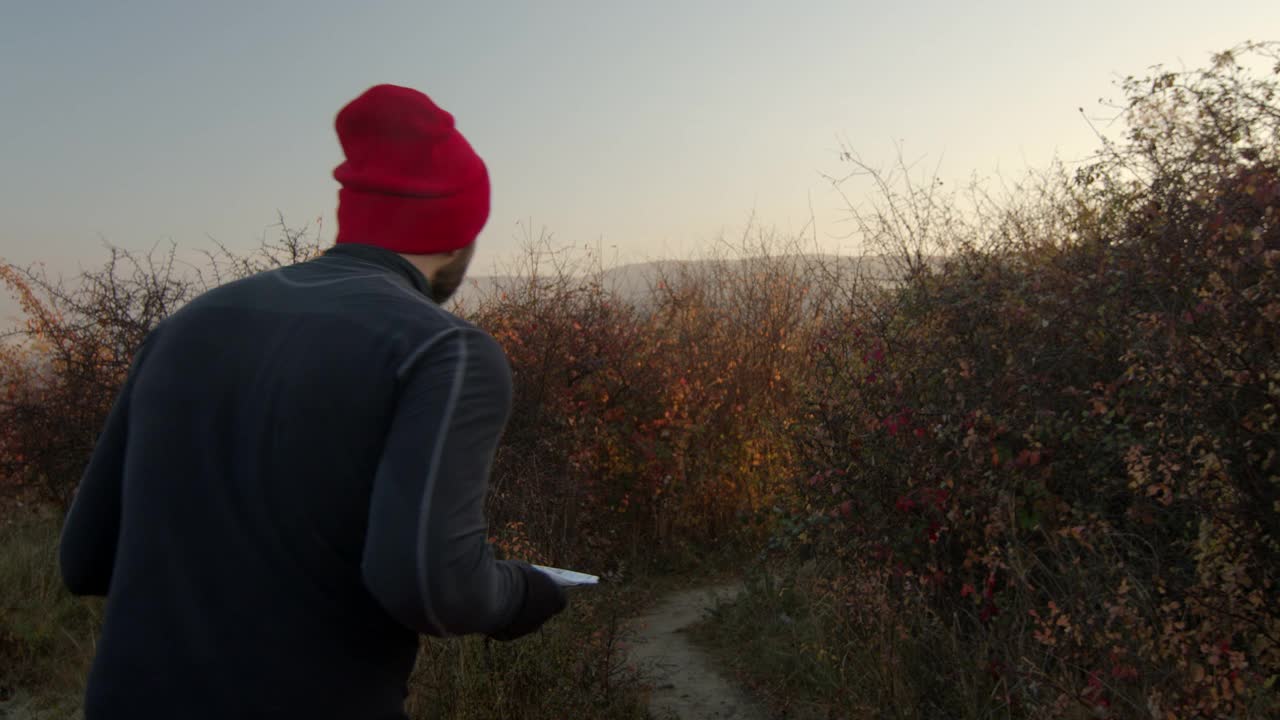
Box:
[488, 562, 568, 641]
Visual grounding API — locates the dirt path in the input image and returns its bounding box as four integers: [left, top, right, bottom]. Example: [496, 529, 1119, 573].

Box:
[626, 582, 771, 720]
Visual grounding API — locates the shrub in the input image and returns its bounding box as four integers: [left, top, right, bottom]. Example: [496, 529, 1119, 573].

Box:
[770, 41, 1280, 718]
[470, 231, 811, 571]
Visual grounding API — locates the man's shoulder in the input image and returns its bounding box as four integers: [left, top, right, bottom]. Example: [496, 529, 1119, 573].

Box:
[157, 261, 507, 370]
[397, 315, 507, 373]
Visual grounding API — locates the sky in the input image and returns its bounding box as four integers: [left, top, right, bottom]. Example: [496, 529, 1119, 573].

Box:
[1, 1, 1276, 323]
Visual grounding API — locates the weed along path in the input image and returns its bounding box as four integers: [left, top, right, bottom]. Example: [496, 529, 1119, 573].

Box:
[626, 582, 770, 720]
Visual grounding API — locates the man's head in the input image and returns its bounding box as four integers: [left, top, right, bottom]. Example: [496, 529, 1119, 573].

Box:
[331, 84, 489, 301]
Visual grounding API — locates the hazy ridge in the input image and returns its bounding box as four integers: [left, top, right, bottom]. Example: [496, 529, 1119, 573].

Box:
[450, 253, 924, 309]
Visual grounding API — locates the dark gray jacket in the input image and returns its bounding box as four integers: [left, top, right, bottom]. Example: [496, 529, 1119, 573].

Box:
[59, 243, 526, 719]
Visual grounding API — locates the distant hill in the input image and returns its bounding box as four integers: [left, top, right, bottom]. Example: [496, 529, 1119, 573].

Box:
[450, 254, 932, 309]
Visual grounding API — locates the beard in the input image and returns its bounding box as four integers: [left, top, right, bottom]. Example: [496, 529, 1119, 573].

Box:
[429, 244, 475, 304]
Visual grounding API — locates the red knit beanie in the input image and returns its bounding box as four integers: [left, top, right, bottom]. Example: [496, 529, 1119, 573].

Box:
[333, 84, 490, 254]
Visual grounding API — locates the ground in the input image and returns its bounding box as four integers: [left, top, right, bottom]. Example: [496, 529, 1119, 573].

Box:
[626, 583, 770, 720]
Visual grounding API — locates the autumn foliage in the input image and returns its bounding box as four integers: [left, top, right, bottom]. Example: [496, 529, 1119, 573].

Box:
[756, 44, 1280, 718]
[467, 244, 810, 571]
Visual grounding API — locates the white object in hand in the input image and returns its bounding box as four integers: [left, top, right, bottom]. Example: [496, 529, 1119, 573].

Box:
[531, 564, 599, 586]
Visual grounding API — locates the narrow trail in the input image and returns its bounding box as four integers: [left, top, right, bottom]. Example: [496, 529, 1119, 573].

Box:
[626, 583, 771, 720]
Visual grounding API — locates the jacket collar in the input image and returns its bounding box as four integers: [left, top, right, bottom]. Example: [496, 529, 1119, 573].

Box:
[321, 243, 434, 300]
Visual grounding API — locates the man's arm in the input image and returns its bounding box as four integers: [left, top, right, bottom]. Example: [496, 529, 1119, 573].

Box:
[361, 327, 563, 638]
[59, 331, 156, 596]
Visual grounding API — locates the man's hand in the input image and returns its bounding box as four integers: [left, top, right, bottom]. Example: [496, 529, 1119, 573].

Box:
[488, 562, 568, 641]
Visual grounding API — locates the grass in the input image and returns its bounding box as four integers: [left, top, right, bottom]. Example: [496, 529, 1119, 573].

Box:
[406, 583, 650, 720]
[686, 559, 1012, 720]
[0, 507, 101, 719]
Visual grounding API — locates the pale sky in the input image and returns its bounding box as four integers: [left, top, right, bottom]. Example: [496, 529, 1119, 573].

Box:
[1, 1, 1275, 323]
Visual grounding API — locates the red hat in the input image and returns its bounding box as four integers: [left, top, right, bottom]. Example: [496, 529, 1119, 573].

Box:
[333, 84, 490, 254]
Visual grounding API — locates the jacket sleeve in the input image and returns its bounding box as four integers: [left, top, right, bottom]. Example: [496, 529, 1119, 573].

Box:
[360, 327, 526, 637]
[59, 330, 156, 596]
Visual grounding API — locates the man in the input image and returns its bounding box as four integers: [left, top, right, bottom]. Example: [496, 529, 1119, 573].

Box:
[57, 84, 567, 719]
